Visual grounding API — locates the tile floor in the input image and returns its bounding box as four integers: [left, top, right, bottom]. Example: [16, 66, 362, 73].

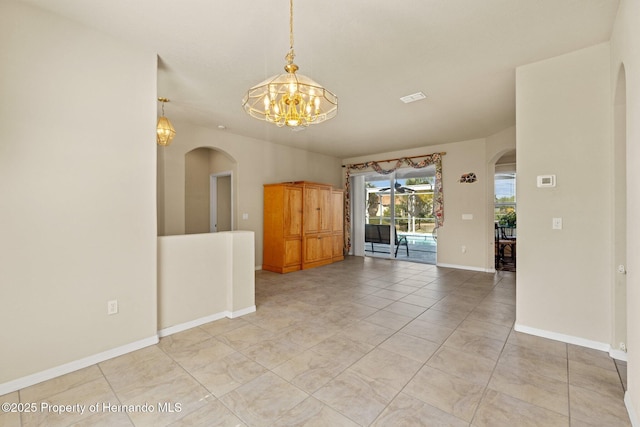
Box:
[1, 256, 631, 426]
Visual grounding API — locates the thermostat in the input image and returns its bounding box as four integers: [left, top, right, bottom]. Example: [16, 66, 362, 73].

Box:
[537, 175, 556, 188]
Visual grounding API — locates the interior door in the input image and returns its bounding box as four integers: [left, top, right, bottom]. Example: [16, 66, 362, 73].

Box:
[210, 176, 218, 232]
[210, 172, 233, 233]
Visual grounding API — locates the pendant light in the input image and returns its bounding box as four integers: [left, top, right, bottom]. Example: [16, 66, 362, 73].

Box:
[157, 97, 176, 146]
[242, 0, 338, 128]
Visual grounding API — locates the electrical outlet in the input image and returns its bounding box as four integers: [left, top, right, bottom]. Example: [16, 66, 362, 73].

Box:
[461, 245, 467, 253]
[620, 342, 627, 352]
[107, 300, 118, 315]
[552, 217, 563, 230]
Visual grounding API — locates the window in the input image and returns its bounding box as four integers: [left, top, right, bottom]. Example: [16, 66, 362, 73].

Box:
[495, 172, 516, 222]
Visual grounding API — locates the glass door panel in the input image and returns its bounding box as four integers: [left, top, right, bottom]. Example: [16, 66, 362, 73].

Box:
[394, 167, 437, 264]
[364, 173, 394, 258]
[362, 166, 437, 264]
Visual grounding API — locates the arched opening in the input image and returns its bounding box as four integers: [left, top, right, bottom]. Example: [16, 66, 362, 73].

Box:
[612, 64, 627, 359]
[184, 147, 237, 234]
[493, 150, 516, 271]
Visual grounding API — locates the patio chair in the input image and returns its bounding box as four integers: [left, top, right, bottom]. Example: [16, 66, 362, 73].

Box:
[364, 224, 409, 257]
[377, 225, 409, 257]
[495, 223, 516, 268]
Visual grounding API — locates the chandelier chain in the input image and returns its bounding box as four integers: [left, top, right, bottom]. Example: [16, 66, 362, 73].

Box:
[289, 0, 294, 51]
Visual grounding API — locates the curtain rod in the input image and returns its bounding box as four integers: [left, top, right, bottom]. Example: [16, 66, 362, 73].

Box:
[342, 152, 446, 168]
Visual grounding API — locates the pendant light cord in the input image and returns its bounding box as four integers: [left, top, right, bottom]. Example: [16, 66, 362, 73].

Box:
[285, 0, 296, 64]
[289, 0, 294, 51]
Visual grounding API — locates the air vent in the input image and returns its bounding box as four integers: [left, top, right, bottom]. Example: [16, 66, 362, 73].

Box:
[400, 92, 427, 104]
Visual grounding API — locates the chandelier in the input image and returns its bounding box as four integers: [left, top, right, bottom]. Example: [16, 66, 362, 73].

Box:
[156, 97, 176, 146]
[242, 0, 338, 128]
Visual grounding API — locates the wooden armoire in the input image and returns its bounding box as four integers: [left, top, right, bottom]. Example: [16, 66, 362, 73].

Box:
[263, 181, 344, 273]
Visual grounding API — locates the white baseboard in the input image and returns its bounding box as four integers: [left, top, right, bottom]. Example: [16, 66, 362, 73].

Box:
[3, 305, 260, 396]
[255, 265, 262, 271]
[158, 312, 228, 338]
[626, 392, 639, 427]
[158, 306, 257, 337]
[0, 335, 158, 396]
[229, 305, 256, 318]
[514, 323, 610, 352]
[514, 324, 630, 362]
[610, 348, 628, 362]
[436, 262, 493, 273]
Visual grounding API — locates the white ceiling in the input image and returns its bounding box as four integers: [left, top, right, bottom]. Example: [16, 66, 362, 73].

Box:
[22, 0, 619, 158]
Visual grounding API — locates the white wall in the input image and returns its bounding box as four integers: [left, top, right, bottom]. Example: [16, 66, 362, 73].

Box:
[158, 232, 255, 333]
[515, 44, 612, 345]
[0, 1, 158, 389]
[185, 148, 213, 234]
[611, 0, 640, 421]
[158, 121, 344, 267]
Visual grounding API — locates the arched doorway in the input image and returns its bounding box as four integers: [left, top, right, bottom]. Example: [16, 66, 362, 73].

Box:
[185, 147, 237, 234]
[493, 150, 516, 272]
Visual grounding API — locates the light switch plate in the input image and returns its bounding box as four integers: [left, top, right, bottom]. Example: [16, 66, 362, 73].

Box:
[462, 214, 473, 220]
[552, 217, 562, 230]
[537, 175, 556, 188]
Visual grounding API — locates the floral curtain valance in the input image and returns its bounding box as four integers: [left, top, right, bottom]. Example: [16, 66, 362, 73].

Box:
[343, 152, 445, 252]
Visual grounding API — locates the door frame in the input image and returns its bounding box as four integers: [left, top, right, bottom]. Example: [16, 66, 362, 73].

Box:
[354, 170, 403, 259]
[209, 171, 233, 233]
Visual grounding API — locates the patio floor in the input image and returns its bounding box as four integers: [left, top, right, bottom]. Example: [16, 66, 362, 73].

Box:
[365, 233, 437, 264]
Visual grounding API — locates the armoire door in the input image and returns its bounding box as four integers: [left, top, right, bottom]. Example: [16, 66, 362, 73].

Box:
[284, 186, 302, 238]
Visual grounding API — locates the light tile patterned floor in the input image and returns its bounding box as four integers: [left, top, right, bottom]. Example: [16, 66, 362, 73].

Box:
[1, 256, 631, 426]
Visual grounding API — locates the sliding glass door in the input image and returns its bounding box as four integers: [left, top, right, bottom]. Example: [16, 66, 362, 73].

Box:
[363, 167, 437, 263]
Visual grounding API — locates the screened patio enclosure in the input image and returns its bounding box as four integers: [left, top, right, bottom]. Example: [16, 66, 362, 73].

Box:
[362, 167, 437, 264]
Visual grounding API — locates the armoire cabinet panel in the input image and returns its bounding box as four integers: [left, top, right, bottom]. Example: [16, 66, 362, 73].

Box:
[319, 188, 332, 233]
[303, 234, 333, 268]
[303, 186, 320, 234]
[263, 181, 344, 273]
[284, 238, 302, 266]
[332, 234, 344, 261]
[303, 184, 331, 234]
[284, 186, 303, 237]
[263, 184, 303, 273]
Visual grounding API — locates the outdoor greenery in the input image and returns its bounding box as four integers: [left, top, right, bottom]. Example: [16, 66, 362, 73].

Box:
[494, 172, 516, 223]
[498, 210, 517, 226]
[495, 196, 516, 223]
[366, 178, 436, 233]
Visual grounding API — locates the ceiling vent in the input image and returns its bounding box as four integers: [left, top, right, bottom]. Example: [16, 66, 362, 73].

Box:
[400, 92, 427, 104]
